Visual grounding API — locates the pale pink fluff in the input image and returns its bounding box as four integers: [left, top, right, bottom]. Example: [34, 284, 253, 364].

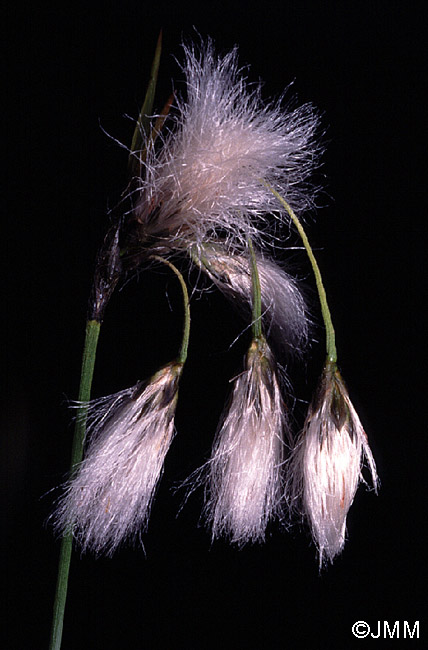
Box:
[205, 337, 287, 545]
[289, 364, 378, 565]
[54, 363, 182, 555]
[195, 244, 309, 355]
[133, 38, 321, 251]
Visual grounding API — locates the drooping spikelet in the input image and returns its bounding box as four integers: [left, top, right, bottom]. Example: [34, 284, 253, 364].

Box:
[133, 38, 321, 253]
[195, 244, 309, 355]
[205, 337, 286, 545]
[289, 362, 378, 565]
[55, 363, 183, 555]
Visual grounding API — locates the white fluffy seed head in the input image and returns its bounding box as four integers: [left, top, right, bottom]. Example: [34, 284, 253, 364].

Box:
[205, 337, 287, 545]
[289, 363, 378, 566]
[134, 38, 321, 252]
[54, 363, 183, 556]
[195, 244, 309, 355]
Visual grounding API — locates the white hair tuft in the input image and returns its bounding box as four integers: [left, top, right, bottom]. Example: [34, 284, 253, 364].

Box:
[288, 363, 378, 565]
[54, 363, 183, 555]
[204, 337, 287, 545]
[134, 38, 322, 252]
[195, 244, 309, 355]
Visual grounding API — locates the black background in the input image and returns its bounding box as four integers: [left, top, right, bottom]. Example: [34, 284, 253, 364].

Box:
[6, 2, 425, 648]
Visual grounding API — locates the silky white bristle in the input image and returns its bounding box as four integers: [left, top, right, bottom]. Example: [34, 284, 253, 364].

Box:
[289, 365, 378, 565]
[196, 245, 309, 355]
[204, 337, 286, 545]
[134, 38, 321, 251]
[54, 363, 183, 555]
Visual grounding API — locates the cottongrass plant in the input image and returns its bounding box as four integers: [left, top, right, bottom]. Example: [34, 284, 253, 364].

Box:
[50, 32, 378, 650]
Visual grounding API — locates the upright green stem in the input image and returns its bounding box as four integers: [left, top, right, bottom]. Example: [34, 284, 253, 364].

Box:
[128, 30, 163, 175]
[70, 321, 102, 465]
[49, 319, 101, 650]
[247, 238, 262, 340]
[265, 183, 337, 363]
[150, 256, 191, 364]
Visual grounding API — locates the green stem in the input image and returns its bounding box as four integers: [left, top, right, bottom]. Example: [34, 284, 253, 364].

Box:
[128, 30, 162, 174]
[265, 183, 337, 363]
[247, 238, 262, 340]
[49, 319, 101, 650]
[150, 256, 191, 364]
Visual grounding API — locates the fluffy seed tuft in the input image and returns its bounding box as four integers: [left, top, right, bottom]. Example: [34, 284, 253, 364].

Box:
[288, 362, 378, 565]
[195, 244, 309, 355]
[133, 38, 322, 253]
[54, 363, 183, 555]
[204, 337, 287, 545]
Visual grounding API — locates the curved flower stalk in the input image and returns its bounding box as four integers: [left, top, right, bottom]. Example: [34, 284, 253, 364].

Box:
[289, 362, 378, 565]
[269, 191, 379, 565]
[205, 336, 287, 545]
[54, 256, 190, 556]
[54, 364, 183, 555]
[131, 38, 321, 257]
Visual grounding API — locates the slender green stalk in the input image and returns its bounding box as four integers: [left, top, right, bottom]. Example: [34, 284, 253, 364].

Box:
[50, 29, 162, 650]
[265, 183, 337, 363]
[247, 238, 262, 340]
[128, 30, 163, 174]
[70, 321, 102, 465]
[49, 319, 101, 650]
[150, 256, 191, 364]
